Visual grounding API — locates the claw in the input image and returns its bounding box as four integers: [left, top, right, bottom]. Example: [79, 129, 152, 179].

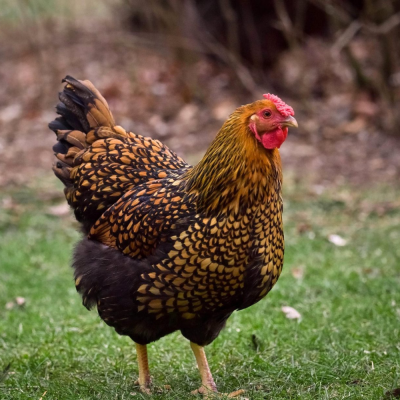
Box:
[140, 386, 152, 395]
[191, 386, 218, 398]
[134, 379, 152, 395]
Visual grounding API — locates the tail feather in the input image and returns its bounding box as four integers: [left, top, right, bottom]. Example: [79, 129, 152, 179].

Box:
[53, 160, 72, 188]
[61, 76, 115, 130]
[49, 76, 189, 233]
[50, 75, 114, 134]
[50, 76, 116, 188]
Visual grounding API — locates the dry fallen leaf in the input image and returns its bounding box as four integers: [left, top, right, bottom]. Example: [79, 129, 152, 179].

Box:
[227, 389, 246, 398]
[297, 223, 312, 234]
[281, 306, 301, 320]
[5, 302, 14, 310]
[39, 391, 47, 400]
[0, 103, 22, 122]
[15, 297, 26, 306]
[48, 203, 70, 217]
[1, 196, 14, 209]
[385, 388, 400, 398]
[291, 267, 304, 280]
[342, 117, 366, 134]
[348, 379, 363, 385]
[328, 234, 347, 246]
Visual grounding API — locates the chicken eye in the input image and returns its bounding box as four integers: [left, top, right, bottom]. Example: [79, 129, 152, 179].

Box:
[263, 110, 272, 118]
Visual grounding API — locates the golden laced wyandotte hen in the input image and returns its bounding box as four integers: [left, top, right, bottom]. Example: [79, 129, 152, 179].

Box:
[49, 76, 298, 397]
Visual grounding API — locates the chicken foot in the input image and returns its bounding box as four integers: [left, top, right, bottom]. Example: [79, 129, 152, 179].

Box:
[190, 342, 245, 398]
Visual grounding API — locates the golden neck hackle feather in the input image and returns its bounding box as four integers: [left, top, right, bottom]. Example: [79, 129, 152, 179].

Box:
[185, 103, 282, 215]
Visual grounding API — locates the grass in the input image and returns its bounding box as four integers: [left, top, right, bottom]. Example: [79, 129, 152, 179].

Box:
[0, 0, 110, 24]
[1, 175, 400, 399]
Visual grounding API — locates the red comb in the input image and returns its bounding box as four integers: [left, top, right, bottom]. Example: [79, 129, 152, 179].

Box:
[263, 94, 294, 117]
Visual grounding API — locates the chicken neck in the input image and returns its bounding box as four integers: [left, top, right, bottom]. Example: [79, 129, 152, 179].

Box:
[185, 111, 282, 215]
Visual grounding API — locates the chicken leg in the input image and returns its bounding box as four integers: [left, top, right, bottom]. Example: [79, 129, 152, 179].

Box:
[135, 343, 151, 394]
[190, 342, 246, 398]
[190, 342, 218, 395]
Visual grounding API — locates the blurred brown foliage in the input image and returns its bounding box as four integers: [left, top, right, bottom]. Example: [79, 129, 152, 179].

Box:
[122, 0, 400, 132]
[0, 0, 399, 188]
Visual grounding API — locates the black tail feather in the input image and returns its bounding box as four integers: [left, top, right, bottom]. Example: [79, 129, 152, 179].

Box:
[49, 76, 115, 190]
[54, 100, 89, 132]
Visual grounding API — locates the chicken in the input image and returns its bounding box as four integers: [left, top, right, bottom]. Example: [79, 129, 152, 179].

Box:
[49, 76, 298, 396]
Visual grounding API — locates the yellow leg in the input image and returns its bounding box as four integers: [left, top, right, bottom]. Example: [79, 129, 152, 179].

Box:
[135, 343, 151, 393]
[190, 342, 217, 394]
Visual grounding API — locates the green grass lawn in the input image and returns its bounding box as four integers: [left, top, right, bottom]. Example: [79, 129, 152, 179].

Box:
[1, 176, 399, 399]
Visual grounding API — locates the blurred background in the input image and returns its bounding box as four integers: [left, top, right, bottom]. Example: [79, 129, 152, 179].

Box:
[0, 0, 400, 188]
[1, 1, 400, 399]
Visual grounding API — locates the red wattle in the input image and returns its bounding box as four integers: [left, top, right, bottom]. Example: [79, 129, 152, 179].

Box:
[250, 123, 288, 150]
[260, 127, 288, 149]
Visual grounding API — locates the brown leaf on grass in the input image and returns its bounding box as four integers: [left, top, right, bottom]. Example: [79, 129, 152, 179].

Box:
[385, 388, 400, 398]
[15, 297, 25, 306]
[6, 297, 26, 309]
[297, 223, 312, 234]
[362, 268, 380, 278]
[227, 389, 246, 398]
[348, 379, 363, 385]
[291, 267, 304, 279]
[281, 306, 301, 320]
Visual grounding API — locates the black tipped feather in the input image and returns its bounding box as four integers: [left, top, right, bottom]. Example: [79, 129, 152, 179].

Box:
[52, 159, 72, 187]
[49, 116, 72, 132]
[49, 76, 115, 193]
[52, 141, 69, 154]
[55, 101, 87, 132]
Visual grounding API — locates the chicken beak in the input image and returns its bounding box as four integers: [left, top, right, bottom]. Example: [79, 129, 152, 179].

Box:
[281, 115, 298, 128]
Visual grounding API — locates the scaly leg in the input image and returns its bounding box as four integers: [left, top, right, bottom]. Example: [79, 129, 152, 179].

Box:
[135, 343, 151, 394]
[190, 342, 218, 395]
[190, 342, 246, 398]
